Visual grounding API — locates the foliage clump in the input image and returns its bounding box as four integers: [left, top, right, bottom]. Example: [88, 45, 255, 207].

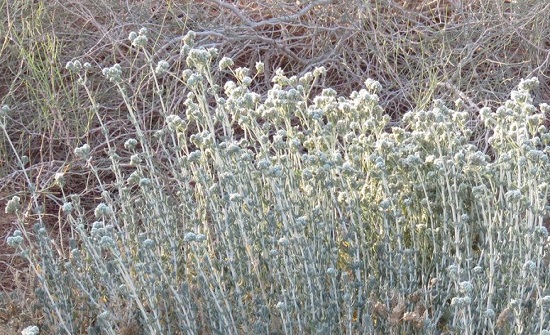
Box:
[4, 28, 550, 334]
[2, 0, 550, 333]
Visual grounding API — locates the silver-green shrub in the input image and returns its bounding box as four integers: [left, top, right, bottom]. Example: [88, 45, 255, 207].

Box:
[5, 28, 550, 334]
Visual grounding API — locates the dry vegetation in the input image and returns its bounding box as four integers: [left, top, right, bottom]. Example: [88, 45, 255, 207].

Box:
[1, 0, 550, 333]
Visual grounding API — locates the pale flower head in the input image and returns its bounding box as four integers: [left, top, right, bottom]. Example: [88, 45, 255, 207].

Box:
[22, 325, 39, 335]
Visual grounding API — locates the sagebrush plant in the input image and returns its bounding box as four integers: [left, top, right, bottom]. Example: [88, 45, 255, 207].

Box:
[4, 28, 550, 334]
[3, 0, 550, 184]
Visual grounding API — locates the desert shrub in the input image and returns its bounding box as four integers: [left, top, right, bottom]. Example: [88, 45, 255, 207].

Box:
[4, 28, 550, 334]
[2, 0, 550, 184]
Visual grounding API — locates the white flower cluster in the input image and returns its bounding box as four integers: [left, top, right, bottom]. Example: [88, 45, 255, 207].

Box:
[128, 27, 148, 48]
[186, 48, 217, 73]
[21, 326, 39, 335]
[101, 64, 122, 83]
[94, 203, 112, 218]
[0, 104, 9, 120]
[65, 60, 91, 73]
[5, 195, 21, 214]
[155, 60, 170, 75]
[7, 229, 24, 247]
[183, 232, 206, 242]
[74, 143, 91, 159]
